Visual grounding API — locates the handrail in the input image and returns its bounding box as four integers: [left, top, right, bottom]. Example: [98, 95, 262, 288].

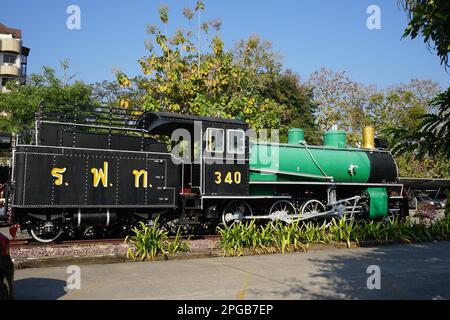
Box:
[250, 168, 334, 182]
[39, 120, 147, 133]
[300, 141, 331, 180]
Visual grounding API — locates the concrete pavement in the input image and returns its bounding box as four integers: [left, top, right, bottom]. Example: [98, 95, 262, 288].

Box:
[13, 241, 450, 300]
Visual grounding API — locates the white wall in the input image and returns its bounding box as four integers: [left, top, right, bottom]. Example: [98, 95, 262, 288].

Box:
[0, 32, 23, 90]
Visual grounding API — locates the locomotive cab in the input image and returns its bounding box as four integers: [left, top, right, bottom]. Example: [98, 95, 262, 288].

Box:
[136, 112, 250, 198]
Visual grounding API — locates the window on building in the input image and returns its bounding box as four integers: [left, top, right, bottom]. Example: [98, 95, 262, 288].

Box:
[227, 129, 245, 155]
[3, 54, 17, 64]
[206, 128, 224, 153]
[1, 77, 16, 87]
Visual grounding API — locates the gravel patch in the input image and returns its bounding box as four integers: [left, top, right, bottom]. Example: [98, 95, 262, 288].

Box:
[11, 243, 131, 258]
[11, 238, 219, 259]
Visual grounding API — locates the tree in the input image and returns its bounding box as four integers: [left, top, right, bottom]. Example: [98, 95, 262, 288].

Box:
[389, 87, 450, 159]
[0, 66, 93, 133]
[261, 69, 319, 144]
[91, 80, 144, 108]
[306, 68, 446, 177]
[308, 68, 442, 145]
[395, 152, 450, 178]
[399, 0, 450, 68]
[391, 0, 450, 168]
[306, 68, 373, 145]
[367, 80, 440, 137]
[116, 1, 285, 130]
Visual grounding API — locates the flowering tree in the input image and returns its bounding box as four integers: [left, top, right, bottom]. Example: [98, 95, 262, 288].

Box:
[116, 1, 284, 130]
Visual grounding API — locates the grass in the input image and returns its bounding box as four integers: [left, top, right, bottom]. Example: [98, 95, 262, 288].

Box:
[217, 215, 450, 256]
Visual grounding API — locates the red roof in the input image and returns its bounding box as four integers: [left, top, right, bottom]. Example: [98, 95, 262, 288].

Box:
[0, 22, 22, 39]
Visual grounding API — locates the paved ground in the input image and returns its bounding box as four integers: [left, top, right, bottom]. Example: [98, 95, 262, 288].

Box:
[13, 241, 450, 300]
[0, 226, 29, 240]
[0, 226, 10, 237]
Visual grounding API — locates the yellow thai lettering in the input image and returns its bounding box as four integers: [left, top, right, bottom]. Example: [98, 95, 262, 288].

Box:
[51, 168, 66, 186]
[132, 169, 148, 188]
[91, 162, 109, 187]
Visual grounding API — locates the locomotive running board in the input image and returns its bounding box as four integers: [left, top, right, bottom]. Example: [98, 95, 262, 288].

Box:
[250, 181, 404, 188]
[201, 195, 292, 199]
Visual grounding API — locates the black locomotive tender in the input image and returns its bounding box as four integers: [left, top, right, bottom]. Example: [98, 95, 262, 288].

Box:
[4, 104, 253, 242]
[1, 104, 407, 242]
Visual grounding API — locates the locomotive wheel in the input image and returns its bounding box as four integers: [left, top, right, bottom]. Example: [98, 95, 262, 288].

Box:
[222, 201, 253, 227]
[301, 200, 326, 222]
[269, 200, 298, 224]
[29, 214, 65, 243]
[383, 211, 396, 223]
[30, 225, 63, 243]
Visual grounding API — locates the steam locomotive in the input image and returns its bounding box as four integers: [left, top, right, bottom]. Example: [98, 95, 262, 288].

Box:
[0, 104, 407, 242]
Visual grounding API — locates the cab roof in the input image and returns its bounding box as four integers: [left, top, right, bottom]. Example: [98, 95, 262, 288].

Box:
[136, 112, 248, 134]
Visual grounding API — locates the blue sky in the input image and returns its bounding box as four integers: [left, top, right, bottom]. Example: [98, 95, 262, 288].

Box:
[1, 0, 448, 88]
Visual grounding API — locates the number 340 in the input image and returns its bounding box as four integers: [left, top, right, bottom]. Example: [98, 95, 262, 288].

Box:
[214, 171, 241, 185]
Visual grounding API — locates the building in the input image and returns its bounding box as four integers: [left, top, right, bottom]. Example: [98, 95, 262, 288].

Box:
[0, 23, 30, 92]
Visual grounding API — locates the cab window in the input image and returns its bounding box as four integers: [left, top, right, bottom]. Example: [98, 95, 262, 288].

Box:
[227, 129, 245, 155]
[206, 128, 224, 153]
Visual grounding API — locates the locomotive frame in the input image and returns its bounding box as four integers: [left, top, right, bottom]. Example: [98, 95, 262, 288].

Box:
[0, 103, 409, 242]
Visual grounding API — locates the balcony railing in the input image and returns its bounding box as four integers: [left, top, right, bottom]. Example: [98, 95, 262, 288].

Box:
[0, 38, 21, 53]
[0, 64, 20, 76]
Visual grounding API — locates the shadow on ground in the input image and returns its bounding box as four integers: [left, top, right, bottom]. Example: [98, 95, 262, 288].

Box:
[263, 242, 450, 300]
[14, 278, 67, 300]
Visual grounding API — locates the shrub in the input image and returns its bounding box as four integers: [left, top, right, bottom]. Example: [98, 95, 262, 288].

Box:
[166, 227, 191, 254]
[329, 217, 358, 248]
[126, 219, 190, 260]
[217, 220, 276, 256]
[217, 215, 450, 256]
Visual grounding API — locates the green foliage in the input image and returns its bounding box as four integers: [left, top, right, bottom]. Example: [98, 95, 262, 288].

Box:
[395, 152, 450, 178]
[400, 0, 450, 68]
[307, 69, 440, 147]
[369, 83, 436, 136]
[117, 2, 292, 130]
[0, 66, 94, 133]
[396, 1, 450, 170]
[307, 68, 368, 144]
[126, 221, 168, 260]
[329, 217, 358, 248]
[91, 80, 139, 107]
[217, 221, 277, 256]
[388, 88, 450, 160]
[261, 70, 319, 144]
[307, 69, 448, 178]
[272, 221, 300, 254]
[166, 227, 191, 254]
[217, 216, 450, 256]
[126, 220, 190, 260]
